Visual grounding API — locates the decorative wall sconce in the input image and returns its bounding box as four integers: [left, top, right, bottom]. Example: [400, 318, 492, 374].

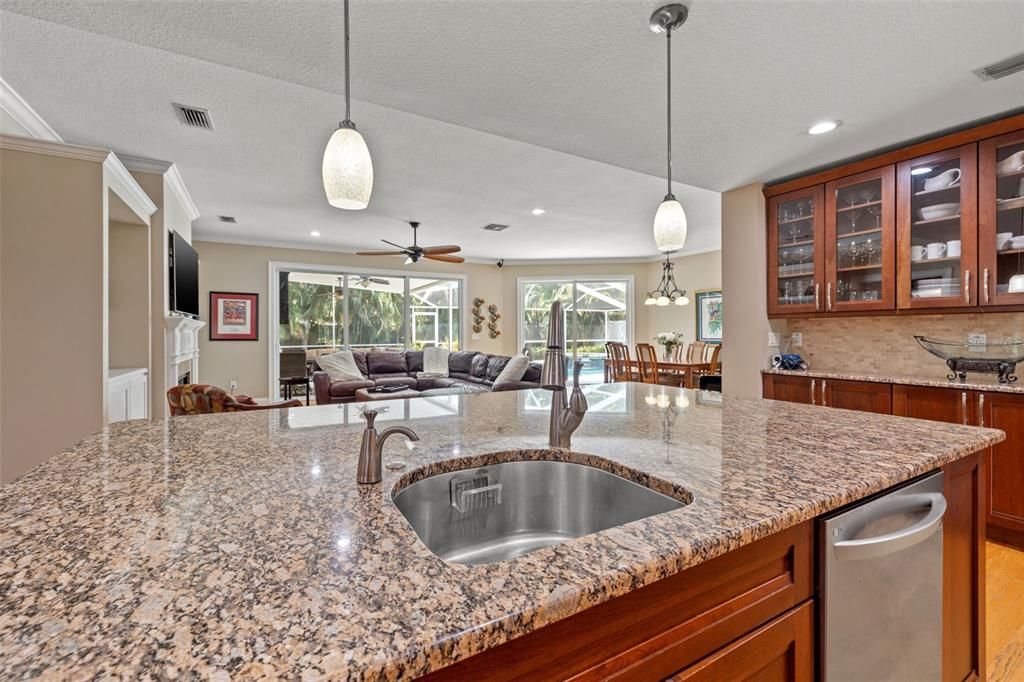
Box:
[487, 303, 501, 338]
[472, 298, 485, 334]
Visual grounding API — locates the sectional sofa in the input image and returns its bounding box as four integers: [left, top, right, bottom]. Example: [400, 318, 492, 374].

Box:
[311, 350, 543, 404]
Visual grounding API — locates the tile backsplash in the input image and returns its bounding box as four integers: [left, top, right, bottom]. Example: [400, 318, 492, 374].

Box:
[786, 313, 1024, 377]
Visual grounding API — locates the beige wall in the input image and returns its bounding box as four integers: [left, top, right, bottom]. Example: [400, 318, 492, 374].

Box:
[787, 312, 1024, 377]
[195, 240, 721, 397]
[108, 220, 151, 370]
[721, 182, 787, 398]
[1, 148, 106, 482]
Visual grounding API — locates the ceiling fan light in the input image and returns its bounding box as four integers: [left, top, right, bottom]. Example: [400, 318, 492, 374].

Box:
[322, 124, 373, 210]
[653, 198, 687, 252]
[404, 255, 414, 265]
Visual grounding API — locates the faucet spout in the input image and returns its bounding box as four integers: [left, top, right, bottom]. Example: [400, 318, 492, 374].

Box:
[540, 300, 588, 448]
[357, 410, 419, 484]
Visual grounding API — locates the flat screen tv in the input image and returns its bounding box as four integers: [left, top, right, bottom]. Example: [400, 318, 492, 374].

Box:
[170, 231, 199, 318]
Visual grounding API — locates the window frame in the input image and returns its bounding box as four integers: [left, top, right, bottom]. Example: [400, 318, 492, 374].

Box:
[268, 261, 466, 393]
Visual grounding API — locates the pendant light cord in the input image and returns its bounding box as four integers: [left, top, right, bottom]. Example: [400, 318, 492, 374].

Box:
[344, 0, 352, 124]
[665, 28, 672, 197]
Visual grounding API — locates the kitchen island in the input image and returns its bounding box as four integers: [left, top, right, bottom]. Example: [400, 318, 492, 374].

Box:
[0, 383, 1003, 680]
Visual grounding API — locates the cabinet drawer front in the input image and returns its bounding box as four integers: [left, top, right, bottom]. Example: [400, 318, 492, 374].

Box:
[823, 379, 892, 414]
[424, 523, 812, 682]
[763, 375, 815, 405]
[667, 601, 814, 682]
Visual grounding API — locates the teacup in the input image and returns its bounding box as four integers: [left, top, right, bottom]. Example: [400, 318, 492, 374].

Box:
[926, 242, 947, 259]
[1010, 275, 1024, 294]
[998, 150, 1024, 175]
[947, 240, 961, 258]
[910, 245, 927, 261]
[997, 232, 1014, 250]
[923, 168, 961, 191]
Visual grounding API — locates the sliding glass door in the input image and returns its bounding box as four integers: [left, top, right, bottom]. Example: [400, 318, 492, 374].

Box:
[518, 277, 632, 384]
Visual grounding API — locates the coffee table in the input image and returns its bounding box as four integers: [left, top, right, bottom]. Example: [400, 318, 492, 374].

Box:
[354, 387, 421, 402]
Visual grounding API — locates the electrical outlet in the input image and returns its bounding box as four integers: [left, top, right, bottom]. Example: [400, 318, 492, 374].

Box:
[967, 333, 987, 347]
[768, 331, 780, 347]
[229, 380, 238, 393]
[791, 332, 803, 348]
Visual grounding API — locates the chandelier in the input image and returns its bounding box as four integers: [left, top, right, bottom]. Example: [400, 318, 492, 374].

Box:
[645, 253, 690, 306]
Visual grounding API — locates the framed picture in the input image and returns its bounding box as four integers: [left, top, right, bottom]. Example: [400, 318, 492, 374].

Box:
[695, 289, 723, 344]
[209, 292, 259, 341]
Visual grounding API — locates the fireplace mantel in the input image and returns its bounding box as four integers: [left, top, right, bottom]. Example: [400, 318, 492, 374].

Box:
[165, 316, 205, 398]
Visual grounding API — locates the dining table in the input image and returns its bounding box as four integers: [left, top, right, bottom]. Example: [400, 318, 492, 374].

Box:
[621, 359, 712, 388]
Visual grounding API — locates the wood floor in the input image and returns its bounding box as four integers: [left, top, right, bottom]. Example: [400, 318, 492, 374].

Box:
[987, 540, 1024, 681]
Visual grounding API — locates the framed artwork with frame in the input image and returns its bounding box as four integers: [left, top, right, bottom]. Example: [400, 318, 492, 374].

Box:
[209, 291, 259, 341]
[695, 289, 723, 344]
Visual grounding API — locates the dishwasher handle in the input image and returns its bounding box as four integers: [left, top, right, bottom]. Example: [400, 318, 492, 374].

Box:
[832, 493, 946, 562]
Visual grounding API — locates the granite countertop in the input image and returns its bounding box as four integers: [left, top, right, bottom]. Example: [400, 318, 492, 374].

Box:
[763, 367, 1024, 394]
[0, 384, 1003, 679]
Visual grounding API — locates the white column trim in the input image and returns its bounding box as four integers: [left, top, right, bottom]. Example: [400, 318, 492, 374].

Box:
[0, 76, 63, 142]
[0, 134, 108, 162]
[103, 152, 158, 220]
[120, 154, 201, 222]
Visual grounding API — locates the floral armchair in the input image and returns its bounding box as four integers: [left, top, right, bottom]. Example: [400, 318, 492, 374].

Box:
[167, 384, 301, 416]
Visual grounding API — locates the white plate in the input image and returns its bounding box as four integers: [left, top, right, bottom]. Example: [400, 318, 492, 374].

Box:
[917, 203, 960, 221]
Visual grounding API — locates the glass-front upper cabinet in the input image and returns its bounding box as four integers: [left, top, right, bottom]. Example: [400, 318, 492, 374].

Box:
[767, 186, 825, 316]
[896, 144, 978, 309]
[979, 129, 1024, 306]
[824, 166, 895, 312]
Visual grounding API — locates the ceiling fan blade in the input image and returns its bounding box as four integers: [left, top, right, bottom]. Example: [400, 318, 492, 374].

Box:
[381, 239, 408, 250]
[421, 245, 462, 255]
[356, 250, 406, 256]
[424, 253, 465, 264]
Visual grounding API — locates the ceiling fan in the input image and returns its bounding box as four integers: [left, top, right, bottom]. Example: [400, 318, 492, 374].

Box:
[356, 221, 464, 264]
[351, 275, 389, 288]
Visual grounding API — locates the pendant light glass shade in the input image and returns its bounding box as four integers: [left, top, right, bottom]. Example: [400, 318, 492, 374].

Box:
[322, 124, 373, 210]
[653, 197, 687, 252]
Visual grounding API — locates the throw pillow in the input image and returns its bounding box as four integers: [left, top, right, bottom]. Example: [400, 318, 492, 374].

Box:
[422, 346, 450, 377]
[493, 354, 530, 388]
[318, 350, 365, 382]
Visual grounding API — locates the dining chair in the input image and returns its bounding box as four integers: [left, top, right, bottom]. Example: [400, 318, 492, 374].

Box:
[608, 342, 639, 382]
[687, 344, 721, 389]
[636, 343, 682, 386]
[603, 342, 615, 383]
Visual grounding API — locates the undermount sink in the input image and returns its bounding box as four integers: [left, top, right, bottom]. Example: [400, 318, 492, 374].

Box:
[392, 460, 688, 565]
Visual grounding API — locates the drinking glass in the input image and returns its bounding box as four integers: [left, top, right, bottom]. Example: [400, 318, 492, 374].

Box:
[866, 204, 881, 228]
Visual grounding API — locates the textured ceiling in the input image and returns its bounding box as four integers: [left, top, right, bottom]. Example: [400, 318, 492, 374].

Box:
[2, 1, 1022, 259]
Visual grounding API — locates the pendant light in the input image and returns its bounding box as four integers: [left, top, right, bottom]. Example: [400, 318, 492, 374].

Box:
[322, 0, 373, 210]
[649, 4, 689, 252]
[644, 253, 690, 306]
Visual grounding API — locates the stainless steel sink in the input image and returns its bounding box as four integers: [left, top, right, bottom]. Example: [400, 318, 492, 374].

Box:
[392, 460, 687, 565]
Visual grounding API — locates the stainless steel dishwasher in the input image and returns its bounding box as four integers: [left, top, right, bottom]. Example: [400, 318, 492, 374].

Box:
[819, 471, 946, 681]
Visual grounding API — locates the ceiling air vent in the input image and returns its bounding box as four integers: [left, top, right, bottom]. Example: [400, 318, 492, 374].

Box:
[481, 223, 510, 232]
[173, 103, 214, 130]
[218, 215, 237, 223]
[973, 51, 1024, 81]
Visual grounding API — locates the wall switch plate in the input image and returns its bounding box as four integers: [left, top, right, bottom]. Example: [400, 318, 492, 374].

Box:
[768, 331, 780, 347]
[229, 380, 238, 393]
[791, 332, 803, 347]
[967, 333, 987, 347]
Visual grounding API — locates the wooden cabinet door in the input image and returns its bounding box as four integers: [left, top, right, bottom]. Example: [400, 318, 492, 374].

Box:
[821, 379, 892, 414]
[767, 186, 825, 316]
[762, 374, 816, 405]
[897, 144, 979, 310]
[892, 384, 974, 425]
[978, 128, 1024, 306]
[824, 166, 896, 312]
[979, 390, 1024, 546]
[667, 601, 813, 682]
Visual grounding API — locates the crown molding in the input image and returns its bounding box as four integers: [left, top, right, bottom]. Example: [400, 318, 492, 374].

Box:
[119, 154, 201, 221]
[103, 152, 158, 219]
[165, 164, 201, 221]
[193, 234, 497, 265]
[0, 133, 109, 162]
[0, 76, 63, 142]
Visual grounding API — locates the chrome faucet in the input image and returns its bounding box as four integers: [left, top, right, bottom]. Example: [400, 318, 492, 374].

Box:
[357, 409, 419, 484]
[540, 301, 588, 448]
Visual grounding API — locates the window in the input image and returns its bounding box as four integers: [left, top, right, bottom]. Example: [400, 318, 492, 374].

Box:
[277, 269, 462, 354]
[518, 277, 632, 384]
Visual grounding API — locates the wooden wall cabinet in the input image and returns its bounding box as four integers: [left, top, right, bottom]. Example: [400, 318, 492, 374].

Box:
[767, 186, 825, 316]
[824, 166, 896, 312]
[896, 144, 979, 310]
[979, 129, 1024, 307]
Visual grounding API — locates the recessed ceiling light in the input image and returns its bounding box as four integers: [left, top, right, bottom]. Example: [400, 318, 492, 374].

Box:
[531, 208, 546, 216]
[807, 120, 841, 135]
[911, 166, 933, 176]
[310, 230, 321, 237]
